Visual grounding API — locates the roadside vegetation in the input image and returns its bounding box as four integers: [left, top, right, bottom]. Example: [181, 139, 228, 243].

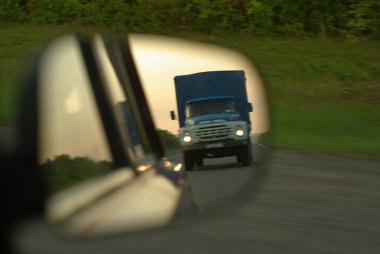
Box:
[1, 0, 379, 157]
[41, 154, 111, 194]
[158, 129, 180, 149]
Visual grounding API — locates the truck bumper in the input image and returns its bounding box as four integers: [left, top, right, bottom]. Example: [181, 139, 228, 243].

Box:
[182, 139, 248, 151]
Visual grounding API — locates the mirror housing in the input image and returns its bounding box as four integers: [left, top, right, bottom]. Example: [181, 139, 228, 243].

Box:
[4, 32, 271, 237]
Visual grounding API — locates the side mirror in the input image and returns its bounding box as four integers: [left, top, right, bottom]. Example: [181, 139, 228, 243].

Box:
[248, 102, 253, 112]
[7, 32, 270, 237]
[170, 110, 176, 120]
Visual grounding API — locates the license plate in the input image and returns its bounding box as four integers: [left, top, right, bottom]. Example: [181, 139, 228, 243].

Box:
[206, 143, 223, 148]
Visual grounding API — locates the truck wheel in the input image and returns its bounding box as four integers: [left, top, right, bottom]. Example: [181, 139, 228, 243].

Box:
[183, 150, 194, 171]
[238, 145, 251, 166]
[248, 143, 253, 164]
[196, 158, 203, 167]
[236, 152, 242, 164]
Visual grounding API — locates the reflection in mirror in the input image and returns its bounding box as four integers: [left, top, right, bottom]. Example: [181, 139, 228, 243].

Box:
[33, 33, 269, 235]
[37, 35, 140, 230]
[92, 35, 146, 161]
[129, 34, 269, 208]
[38, 36, 114, 194]
[35, 34, 184, 236]
[130, 35, 269, 135]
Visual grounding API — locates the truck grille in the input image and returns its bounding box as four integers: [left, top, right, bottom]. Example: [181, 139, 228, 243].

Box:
[195, 124, 232, 141]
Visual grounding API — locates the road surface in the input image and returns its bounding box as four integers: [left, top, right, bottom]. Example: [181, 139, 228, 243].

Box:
[13, 149, 380, 254]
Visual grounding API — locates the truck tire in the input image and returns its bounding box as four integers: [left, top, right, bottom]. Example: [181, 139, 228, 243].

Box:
[248, 143, 253, 164]
[183, 150, 194, 171]
[236, 151, 242, 164]
[238, 144, 251, 166]
[196, 158, 203, 167]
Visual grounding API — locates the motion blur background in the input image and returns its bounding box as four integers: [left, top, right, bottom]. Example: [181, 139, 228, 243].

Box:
[1, 1, 380, 253]
[1, 0, 379, 156]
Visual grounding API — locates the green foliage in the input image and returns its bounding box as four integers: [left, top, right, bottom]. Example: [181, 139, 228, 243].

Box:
[27, 0, 82, 24]
[157, 129, 180, 149]
[127, 0, 185, 33]
[0, 0, 26, 22]
[41, 154, 112, 194]
[346, 0, 380, 38]
[245, 0, 274, 34]
[81, 0, 132, 28]
[1, 0, 379, 38]
[184, 0, 274, 34]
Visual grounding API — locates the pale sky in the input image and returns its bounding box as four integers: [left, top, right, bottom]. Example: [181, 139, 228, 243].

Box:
[129, 34, 269, 135]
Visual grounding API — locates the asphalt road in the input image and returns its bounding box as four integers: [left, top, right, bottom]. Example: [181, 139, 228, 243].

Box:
[13, 149, 380, 254]
[167, 150, 255, 209]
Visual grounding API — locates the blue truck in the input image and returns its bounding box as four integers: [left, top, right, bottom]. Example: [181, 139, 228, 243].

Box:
[171, 70, 253, 171]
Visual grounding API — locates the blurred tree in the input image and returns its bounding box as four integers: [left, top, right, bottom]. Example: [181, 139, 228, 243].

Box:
[0, 0, 26, 22]
[1, 0, 379, 39]
[42, 154, 111, 193]
[347, 0, 380, 39]
[157, 129, 180, 149]
[21, 0, 82, 24]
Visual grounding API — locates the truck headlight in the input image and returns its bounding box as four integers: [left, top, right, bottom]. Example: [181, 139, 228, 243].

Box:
[183, 131, 192, 143]
[235, 125, 244, 136]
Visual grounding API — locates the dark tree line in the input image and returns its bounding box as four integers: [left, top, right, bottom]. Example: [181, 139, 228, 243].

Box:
[158, 129, 180, 149]
[41, 154, 111, 193]
[1, 0, 380, 39]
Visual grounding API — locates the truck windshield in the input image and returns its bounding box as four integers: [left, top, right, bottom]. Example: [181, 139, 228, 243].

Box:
[186, 99, 236, 117]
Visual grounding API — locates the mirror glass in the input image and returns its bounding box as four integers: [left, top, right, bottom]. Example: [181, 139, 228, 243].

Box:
[129, 34, 270, 208]
[32, 33, 269, 235]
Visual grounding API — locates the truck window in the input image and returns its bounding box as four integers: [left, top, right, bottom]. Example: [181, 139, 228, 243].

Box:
[186, 99, 237, 117]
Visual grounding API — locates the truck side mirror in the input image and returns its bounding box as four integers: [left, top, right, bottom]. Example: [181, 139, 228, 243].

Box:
[170, 110, 176, 120]
[248, 102, 253, 112]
